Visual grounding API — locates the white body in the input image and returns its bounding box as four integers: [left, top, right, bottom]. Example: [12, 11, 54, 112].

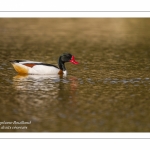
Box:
[11, 60, 67, 75]
[29, 65, 60, 74]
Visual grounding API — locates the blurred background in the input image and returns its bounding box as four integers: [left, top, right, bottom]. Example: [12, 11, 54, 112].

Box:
[0, 18, 150, 132]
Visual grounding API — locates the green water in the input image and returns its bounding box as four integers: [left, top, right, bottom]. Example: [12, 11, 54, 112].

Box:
[0, 18, 150, 132]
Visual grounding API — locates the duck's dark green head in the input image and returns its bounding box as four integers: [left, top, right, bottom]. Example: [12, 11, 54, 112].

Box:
[61, 53, 79, 64]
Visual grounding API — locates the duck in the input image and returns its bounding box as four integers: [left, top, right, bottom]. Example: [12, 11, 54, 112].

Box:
[10, 53, 79, 75]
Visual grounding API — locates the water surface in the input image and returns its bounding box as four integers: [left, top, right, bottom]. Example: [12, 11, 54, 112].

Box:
[0, 18, 150, 132]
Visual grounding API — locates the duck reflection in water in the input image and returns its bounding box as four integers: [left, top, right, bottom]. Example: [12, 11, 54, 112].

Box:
[12, 74, 79, 126]
[13, 74, 78, 102]
[13, 74, 62, 91]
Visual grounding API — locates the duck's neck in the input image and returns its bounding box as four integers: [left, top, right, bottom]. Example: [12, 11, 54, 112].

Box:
[58, 57, 66, 72]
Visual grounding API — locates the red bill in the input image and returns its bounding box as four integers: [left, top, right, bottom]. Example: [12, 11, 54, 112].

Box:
[70, 56, 79, 65]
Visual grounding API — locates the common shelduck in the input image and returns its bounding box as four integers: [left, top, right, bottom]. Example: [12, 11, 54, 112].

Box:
[10, 53, 79, 75]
